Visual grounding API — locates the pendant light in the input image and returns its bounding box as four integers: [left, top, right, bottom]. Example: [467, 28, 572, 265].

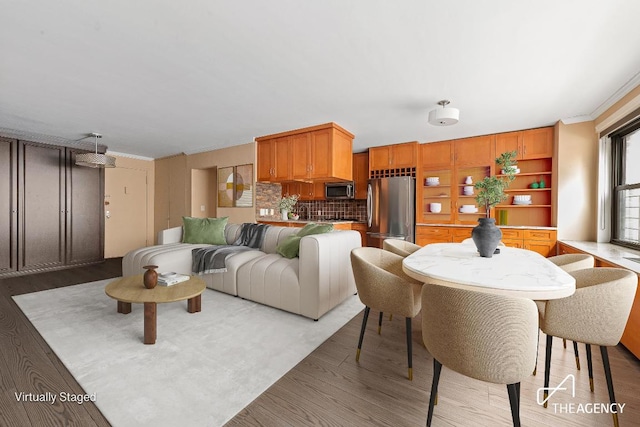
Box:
[75, 132, 116, 168]
[428, 100, 460, 126]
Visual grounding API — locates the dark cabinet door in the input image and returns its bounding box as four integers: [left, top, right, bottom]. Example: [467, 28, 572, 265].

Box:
[65, 149, 104, 265]
[0, 138, 17, 273]
[18, 141, 65, 271]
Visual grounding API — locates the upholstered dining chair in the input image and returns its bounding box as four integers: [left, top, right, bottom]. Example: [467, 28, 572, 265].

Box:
[533, 253, 595, 374]
[350, 247, 423, 380]
[539, 267, 637, 427]
[382, 238, 421, 258]
[421, 283, 538, 427]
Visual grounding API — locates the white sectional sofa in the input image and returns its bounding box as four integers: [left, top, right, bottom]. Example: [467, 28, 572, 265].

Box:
[122, 223, 361, 320]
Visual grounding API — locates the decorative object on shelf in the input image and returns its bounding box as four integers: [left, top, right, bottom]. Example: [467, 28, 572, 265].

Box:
[142, 265, 158, 289]
[428, 100, 460, 126]
[465, 176, 473, 184]
[531, 181, 540, 189]
[471, 218, 502, 258]
[278, 194, 299, 221]
[75, 132, 116, 168]
[498, 210, 508, 225]
[425, 176, 440, 186]
[463, 185, 474, 195]
[288, 212, 300, 220]
[513, 195, 532, 205]
[459, 204, 478, 213]
[501, 167, 520, 174]
[539, 177, 546, 188]
[430, 203, 442, 213]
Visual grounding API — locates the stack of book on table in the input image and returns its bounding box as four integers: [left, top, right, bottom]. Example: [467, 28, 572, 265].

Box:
[158, 272, 190, 286]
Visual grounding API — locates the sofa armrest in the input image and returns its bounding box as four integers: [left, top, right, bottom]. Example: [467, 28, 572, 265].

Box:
[298, 230, 362, 319]
[158, 226, 183, 244]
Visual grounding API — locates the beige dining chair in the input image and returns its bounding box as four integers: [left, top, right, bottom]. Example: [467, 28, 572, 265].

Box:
[533, 253, 595, 375]
[382, 238, 421, 258]
[421, 283, 538, 427]
[539, 267, 637, 427]
[350, 247, 423, 380]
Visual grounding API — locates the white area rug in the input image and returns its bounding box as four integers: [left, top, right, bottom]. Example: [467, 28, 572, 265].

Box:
[13, 279, 364, 426]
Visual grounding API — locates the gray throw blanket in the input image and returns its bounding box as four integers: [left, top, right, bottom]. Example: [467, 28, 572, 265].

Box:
[191, 223, 270, 274]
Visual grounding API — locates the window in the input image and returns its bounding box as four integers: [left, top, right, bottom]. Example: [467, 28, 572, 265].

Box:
[612, 119, 640, 249]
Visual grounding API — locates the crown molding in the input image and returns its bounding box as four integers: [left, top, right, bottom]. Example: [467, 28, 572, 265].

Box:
[592, 70, 640, 123]
[107, 151, 155, 161]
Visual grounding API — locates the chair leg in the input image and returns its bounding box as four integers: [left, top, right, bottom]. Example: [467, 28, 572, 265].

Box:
[533, 328, 540, 375]
[600, 346, 620, 427]
[426, 359, 442, 427]
[507, 383, 521, 427]
[356, 306, 370, 362]
[389, 313, 393, 321]
[543, 334, 553, 408]
[378, 311, 383, 335]
[586, 343, 594, 392]
[406, 317, 413, 381]
[573, 341, 581, 370]
[563, 338, 567, 348]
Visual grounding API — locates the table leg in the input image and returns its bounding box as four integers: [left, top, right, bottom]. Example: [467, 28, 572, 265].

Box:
[188, 294, 202, 313]
[117, 301, 131, 314]
[144, 302, 157, 345]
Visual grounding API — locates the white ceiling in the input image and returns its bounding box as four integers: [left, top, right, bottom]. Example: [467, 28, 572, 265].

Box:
[2, 1, 640, 159]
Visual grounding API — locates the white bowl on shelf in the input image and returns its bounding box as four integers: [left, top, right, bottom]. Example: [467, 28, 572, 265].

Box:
[429, 202, 442, 213]
[501, 167, 521, 175]
[459, 205, 478, 213]
[425, 177, 440, 186]
[513, 195, 531, 203]
[463, 185, 474, 195]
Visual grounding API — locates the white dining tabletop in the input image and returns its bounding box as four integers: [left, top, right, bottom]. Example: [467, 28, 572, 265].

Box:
[402, 242, 576, 300]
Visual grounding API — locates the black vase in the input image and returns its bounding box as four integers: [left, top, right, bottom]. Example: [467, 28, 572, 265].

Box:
[471, 218, 502, 258]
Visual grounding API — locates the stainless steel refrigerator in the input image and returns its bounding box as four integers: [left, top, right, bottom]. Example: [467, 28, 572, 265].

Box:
[366, 176, 415, 248]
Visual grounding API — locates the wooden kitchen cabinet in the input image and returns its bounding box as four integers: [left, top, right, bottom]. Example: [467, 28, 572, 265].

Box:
[495, 127, 553, 160]
[420, 141, 453, 169]
[454, 135, 495, 166]
[257, 137, 291, 182]
[556, 242, 640, 359]
[351, 222, 367, 246]
[257, 123, 353, 183]
[353, 152, 369, 200]
[282, 181, 325, 201]
[369, 141, 418, 172]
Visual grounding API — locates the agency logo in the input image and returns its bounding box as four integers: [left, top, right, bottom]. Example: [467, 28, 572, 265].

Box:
[537, 374, 626, 415]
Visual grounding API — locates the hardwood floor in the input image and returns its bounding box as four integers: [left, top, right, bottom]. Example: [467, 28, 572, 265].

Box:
[0, 260, 121, 427]
[227, 310, 640, 427]
[2, 261, 639, 426]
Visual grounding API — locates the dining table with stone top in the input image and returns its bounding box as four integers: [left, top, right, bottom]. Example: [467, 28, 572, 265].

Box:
[402, 242, 576, 300]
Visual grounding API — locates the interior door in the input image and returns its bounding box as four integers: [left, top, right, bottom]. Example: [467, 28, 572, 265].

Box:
[105, 167, 148, 258]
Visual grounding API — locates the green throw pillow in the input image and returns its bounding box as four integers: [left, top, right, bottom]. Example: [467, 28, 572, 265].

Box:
[297, 223, 334, 237]
[182, 216, 228, 245]
[276, 223, 334, 259]
[276, 235, 302, 259]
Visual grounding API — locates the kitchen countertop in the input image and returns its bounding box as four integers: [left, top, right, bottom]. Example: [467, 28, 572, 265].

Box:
[560, 240, 640, 274]
[258, 219, 366, 224]
[416, 223, 557, 230]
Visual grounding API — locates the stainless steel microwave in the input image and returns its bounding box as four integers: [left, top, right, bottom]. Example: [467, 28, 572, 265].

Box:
[325, 182, 355, 199]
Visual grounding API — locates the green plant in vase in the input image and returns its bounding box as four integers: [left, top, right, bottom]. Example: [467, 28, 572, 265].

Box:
[471, 151, 517, 257]
[277, 194, 299, 220]
[474, 151, 518, 218]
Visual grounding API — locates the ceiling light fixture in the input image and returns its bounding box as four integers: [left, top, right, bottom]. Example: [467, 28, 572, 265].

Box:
[75, 132, 116, 168]
[428, 100, 460, 126]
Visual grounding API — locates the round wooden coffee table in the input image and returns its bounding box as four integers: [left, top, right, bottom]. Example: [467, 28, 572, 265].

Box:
[105, 275, 206, 344]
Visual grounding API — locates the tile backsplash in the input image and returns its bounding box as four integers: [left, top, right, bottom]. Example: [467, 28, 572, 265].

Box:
[255, 182, 366, 222]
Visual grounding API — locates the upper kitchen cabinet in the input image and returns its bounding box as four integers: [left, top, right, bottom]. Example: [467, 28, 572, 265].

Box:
[495, 127, 553, 160]
[453, 135, 495, 166]
[256, 137, 291, 182]
[256, 122, 354, 182]
[369, 141, 418, 172]
[353, 152, 369, 199]
[420, 140, 453, 169]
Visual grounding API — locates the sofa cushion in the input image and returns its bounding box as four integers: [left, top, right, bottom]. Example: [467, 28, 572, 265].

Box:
[276, 223, 334, 259]
[182, 216, 228, 244]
